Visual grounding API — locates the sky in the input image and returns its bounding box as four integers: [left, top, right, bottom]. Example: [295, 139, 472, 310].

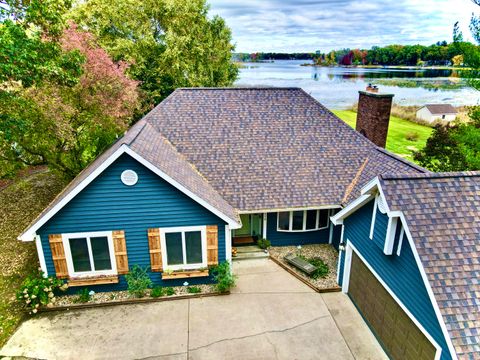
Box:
[208, 0, 479, 52]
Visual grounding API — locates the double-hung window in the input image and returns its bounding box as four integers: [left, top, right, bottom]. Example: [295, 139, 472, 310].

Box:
[62, 231, 117, 277]
[160, 226, 207, 270]
[277, 209, 330, 232]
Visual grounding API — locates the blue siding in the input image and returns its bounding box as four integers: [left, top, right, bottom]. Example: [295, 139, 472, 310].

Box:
[331, 223, 342, 250]
[38, 153, 227, 290]
[339, 199, 451, 360]
[266, 212, 330, 246]
[372, 207, 388, 251]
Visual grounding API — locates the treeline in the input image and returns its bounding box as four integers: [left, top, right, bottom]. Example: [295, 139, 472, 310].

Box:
[316, 41, 470, 66]
[234, 52, 313, 61]
[0, 0, 238, 179]
[236, 41, 476, 67]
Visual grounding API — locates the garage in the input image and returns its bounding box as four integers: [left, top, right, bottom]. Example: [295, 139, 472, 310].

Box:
[348, 252, 437, 360]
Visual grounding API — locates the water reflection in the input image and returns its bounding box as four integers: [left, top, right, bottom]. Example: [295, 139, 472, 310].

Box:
[236, 60, 478, 109]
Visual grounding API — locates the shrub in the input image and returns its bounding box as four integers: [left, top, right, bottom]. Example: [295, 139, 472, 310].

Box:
[211, 262, 236, 293]
[299, 256, 329, 279]
[125, 265, 152, 298]
[17, 270, 67, 314]
[187, 286, 201, 294]
[165, 287, 175, 296]
[405, 131, 419, 141]
[257, 238, 271, 249]
[75, 288, 92, 303]
[150, 286, 164, 298]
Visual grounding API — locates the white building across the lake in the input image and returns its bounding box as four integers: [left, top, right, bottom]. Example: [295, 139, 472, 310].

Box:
[416, 104, 457, 123]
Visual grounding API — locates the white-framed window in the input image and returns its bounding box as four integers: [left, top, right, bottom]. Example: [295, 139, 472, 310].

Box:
[62, 231, 117, 278]
[160, 226, 207, 271]
[277, 209, 330, 232]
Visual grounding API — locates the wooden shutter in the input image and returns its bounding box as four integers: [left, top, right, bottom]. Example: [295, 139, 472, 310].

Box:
[207, 225, 218, 266]
[112, 230, 129, 274]
[48, 234, 69, 279]
[148, 228, 162, 272]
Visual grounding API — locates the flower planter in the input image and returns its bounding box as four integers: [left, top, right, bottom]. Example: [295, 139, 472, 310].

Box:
[68, 276, 119, 287]
[161, 269, 209, 280]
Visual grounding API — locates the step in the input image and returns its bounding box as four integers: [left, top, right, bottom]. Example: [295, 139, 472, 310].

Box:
[233, 251, 269, 261]
[235, 245, 263, 254]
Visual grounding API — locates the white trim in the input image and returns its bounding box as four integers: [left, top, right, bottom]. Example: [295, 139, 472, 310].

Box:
[396, 226, 405, 256]
[343, 242, 443, 360]
[159, 225, 207, 271]
[333, 177, 458, 359]
[341, 244, 353, 292]
[19, 145, 240, 241]
[384, 216, 398, 255]
[328, 210, 334, 244]
[276, 209, 330, 233]
[330, 194, 373, 225]
[262, 212, 267, 239]
[62, 231, 117, 278]
[336, 245, 343, 284]
[369, 195, 378, 239]
[238, 205, 341, 214]
[399, 213, 458, 360]
[124, 147, 240, 229]
[35, 235, 48, 277]
[338, 176, 458, 360]
[225, 225, 232, 265]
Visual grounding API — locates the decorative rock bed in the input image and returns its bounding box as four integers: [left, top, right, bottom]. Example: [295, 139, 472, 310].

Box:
[45, 284, 221, 311]
[269, 244, 340, 291]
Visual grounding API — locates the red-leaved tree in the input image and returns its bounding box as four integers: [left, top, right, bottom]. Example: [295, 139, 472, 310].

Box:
[0, 23, 140, 178]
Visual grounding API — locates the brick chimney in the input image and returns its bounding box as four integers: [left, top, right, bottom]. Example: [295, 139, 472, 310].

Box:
[356, 87, 394, 148]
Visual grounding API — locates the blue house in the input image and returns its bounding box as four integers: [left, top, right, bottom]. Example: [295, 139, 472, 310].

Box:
[331, 172, 480, 360]
[21, 87, 421, 285]
[18, 87, 478, 359]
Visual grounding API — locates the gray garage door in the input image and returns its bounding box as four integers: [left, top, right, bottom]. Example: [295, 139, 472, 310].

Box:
[348, 252, 437, 360]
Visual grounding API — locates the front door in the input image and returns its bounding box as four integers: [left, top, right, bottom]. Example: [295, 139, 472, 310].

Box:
[235, 214, 251, 236]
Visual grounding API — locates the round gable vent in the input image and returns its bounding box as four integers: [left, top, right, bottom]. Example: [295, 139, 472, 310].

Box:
[121, 170, 138, 186]
[377, 195, 387, 214]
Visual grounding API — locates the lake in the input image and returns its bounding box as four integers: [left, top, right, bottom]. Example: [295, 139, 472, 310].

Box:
[235, 60, 479, 109]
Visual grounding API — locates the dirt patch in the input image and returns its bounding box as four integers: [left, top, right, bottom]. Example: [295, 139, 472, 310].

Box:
[0, 170, 66, 347]
[269, 244, 339, 290]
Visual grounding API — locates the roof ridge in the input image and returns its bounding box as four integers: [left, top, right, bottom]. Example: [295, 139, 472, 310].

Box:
[380, 171, 480, 181]
[174, 86, 303, 91]
[342, 157, 370, 205]
[374, 147, 427, 173]
[131, 122, 238, 220]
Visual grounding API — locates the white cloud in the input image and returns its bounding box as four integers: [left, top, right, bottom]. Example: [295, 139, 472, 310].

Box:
[208, 0, 479, 52]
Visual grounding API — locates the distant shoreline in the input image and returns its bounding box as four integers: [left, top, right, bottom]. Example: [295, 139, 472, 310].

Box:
[299, 63, 470, 71]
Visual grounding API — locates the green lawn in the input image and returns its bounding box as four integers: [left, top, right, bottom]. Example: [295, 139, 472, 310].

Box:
[333, 110, 433, 161]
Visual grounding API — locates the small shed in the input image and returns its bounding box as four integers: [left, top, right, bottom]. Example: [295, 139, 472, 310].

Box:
[416, 104, 457, 123]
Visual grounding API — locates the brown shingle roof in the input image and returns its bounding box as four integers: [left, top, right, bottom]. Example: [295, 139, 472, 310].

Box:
[21, 87, 425, 239]
[379, 172, 480, 358]
[424, 104, 457, 115]
[147, 88, 424, 211]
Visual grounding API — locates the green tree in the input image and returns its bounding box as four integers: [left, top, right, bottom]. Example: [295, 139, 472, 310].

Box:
[414, 5, 480, 172]
[0, 0, 83, 86]
[70, 0, 238, 107]
[0, 25, 140, 178]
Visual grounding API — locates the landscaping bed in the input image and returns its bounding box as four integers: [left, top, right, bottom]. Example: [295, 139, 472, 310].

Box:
[269, 244, 340, 291]
[44, 284, 223, 311]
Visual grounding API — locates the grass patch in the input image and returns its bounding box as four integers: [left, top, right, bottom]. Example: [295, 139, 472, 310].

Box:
[333, 110, 433, 161]
[0, 171, 66, 347]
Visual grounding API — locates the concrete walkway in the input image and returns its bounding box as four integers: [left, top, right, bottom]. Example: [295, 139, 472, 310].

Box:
[1, 259, 386, 360]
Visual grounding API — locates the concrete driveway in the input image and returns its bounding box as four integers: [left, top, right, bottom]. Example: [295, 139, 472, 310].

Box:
[1, 259, 386, 360]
